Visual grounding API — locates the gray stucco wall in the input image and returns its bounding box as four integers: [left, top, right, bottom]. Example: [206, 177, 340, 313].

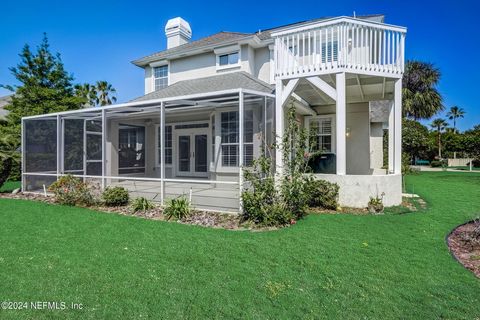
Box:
[313, 102, 379, 175]
[314, 173, 402, 207]
[144, 44, 272, 94]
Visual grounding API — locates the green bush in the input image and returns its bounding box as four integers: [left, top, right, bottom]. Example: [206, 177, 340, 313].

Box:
[164, 196, 190, 220]
[0, 157, 13, 191]
[131, 197, 154, 213]
[430, 160, 447, 168]
[48, 175, 94, 206]
[102, 186, 129, 206]
[304, 177, 339, 210]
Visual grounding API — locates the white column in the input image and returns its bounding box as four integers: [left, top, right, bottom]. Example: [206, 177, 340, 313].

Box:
[275, 79, 284, 176]
[21, 118, 25, 192]
[394, 78, 402, 174]
[160, 101, 165, 206]
[336, 72, 346, 175]
[56, 115, 62, 179]
[388, 100, 394, 173]
[101, 109, 106, 189]
[238, 90, 244, 212]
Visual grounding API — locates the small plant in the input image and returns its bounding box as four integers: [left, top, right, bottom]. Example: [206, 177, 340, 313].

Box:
[368, 192, 385, 214]
[102, 186, 129, 206]
[131, 197, 154, 213]
[48, 174, 94, 206]
[164, 196, 191, 221]
[459, 218, 480, 250]
[304, 177, 339, 210]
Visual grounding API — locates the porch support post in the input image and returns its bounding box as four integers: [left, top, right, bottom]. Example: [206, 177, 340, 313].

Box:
[21, 118, 25, 192]
[394, 78, 402, 174]
[335, 72, 347, 175]
[275, 79, 284, 176]
[56, 115, 62, 179]
[388, 101, 394, 173]
[238, 90, 244, 212]
[101, 108, 106, 189]
[160, 101, 165, 206]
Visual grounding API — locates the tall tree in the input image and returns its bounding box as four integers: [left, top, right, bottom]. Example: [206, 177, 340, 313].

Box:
[446, 106, 465, 133]
[0, 34, 83, 140]
[74, 83, 97, 107]
[430, 118, 448, 158]
[402, 61, 443, 120]
[95, 81, 117, 106]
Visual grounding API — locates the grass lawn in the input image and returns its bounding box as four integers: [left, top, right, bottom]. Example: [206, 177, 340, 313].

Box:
[0, 172, 479, 319]
[0, 181, 20, 193]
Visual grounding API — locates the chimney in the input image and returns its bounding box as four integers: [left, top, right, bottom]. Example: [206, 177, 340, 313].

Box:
[165, 17, 192, 49]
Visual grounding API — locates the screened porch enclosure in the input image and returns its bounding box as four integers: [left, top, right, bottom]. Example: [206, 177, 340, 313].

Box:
[22, 90, 275, 213]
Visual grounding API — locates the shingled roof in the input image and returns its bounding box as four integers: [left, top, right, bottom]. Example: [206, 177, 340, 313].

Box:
[132, 32, 251, 66]
[131, 72, 273, 102]
[132, 14, 385, 67]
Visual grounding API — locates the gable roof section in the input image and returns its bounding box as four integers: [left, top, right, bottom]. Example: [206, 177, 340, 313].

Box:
[132, 32, 251, 67]
[132, 15, 385, 67]
[131, 72, 273, 102]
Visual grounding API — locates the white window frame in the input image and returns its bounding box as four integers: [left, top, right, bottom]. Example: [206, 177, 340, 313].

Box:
[150, 61, 170, 92]
[216, 107, 255, 172]
[305, 115, 336, 154]
[155, 124, 173, 167]
[215, 45, 241, 71]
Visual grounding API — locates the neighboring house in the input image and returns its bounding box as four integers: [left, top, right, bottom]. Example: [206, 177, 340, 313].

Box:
[0, 94, 12, 120]
[21, 15, 406, 212]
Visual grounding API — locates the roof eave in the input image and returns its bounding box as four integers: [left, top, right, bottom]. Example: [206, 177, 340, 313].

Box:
[132, 34, 260, 68]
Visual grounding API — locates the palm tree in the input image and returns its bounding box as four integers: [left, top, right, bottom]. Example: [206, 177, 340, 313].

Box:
[430, 118, 447, 158]
[446, 106, 465, 133]
[95, 81, 117, 106]
[74, 83, 97, 107]
[403, 61, 443, 120]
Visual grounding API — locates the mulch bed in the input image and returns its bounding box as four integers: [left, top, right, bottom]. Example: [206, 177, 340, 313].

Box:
[0, 192, 245, 230]
[447, 221, 480, 278]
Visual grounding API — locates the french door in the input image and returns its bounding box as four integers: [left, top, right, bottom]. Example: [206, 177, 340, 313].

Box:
[176, 128, 208, 177]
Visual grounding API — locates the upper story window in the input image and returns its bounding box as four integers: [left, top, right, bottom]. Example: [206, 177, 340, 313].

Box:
[322, 42, 338, 63]
[154, 65, 168, 90]
[218, 52, 239, 66]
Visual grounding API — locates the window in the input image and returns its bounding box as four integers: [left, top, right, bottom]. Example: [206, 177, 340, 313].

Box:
[154, 65, 168, 90]
[218, 52, 239, 66]
[157, 125, 172, 165]
[220, 110, 254, 167]
[310, 118, 333, 153]
[322, 42, 338, 63]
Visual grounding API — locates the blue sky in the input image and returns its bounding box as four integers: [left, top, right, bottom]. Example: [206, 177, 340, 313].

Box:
[0, 0, 479, 131]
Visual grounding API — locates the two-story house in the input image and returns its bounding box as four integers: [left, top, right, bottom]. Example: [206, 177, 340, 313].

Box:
[21, 15, 406, 212]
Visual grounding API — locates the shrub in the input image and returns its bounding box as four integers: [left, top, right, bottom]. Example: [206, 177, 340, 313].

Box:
[131, 197, 154, 213]
[102, 186, 129, 206]
[48, 175, 94, 206]
[430, 160, 447, 168]
[368, 193, 385, 214]
[164, 196, 190, 220]
[304, 177, 339, 210]
[459, 218, 480, 250]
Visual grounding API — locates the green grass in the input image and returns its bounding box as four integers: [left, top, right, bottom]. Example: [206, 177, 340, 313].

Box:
[0, 172, 479, 319]
[0, 181, 20, 193]
[448, 165, 480, 171]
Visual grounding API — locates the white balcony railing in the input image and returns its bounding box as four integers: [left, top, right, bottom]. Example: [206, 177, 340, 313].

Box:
[272, 17, 407, 79]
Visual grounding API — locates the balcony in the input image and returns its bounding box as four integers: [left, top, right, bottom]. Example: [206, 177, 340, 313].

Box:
[272, 17, 407, 80]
